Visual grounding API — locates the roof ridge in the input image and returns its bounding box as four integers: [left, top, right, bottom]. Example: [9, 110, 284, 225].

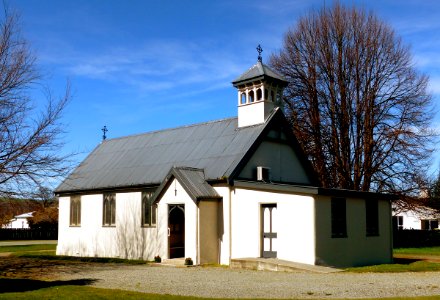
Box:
[103, 115, 238, 142]
[173, 166, 204, 172]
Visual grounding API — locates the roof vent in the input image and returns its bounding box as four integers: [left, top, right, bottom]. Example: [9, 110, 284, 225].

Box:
[257, 166, 270, 182]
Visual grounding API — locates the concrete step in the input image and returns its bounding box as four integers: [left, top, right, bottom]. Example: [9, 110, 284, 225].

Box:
[230, 257, 341, 273]
[160, 258, 187, 267]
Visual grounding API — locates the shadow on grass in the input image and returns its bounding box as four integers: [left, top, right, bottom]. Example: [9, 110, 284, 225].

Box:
[0, 278, 97, 293]
[393, 257, 421, 264]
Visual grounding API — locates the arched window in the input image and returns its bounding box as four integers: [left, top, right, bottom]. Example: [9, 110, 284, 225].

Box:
[70, 196, 81, 226]
[256, 88, 262, 101]
[241, 93, 246, 105]
[270, 90, 275, 102]
[264, 89, 269, 101]
[249, 90, 255, 103]
[142, 189, 156, 227]
[103, 193, 116, 226]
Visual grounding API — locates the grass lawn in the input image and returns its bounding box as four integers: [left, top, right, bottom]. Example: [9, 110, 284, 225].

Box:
[0, 244, 56, 253]
[0, 285, 439, 300]
[346, 260, 440, 273]
[394, 247, 440, 256]
[0, 285, 192, 300]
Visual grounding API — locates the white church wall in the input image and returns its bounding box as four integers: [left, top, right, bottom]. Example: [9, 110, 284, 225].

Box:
[238, 101, 275, 127]
[230, 187, 316, 265]
[57, 192, 161, 260]
[213, 185, 231, 265]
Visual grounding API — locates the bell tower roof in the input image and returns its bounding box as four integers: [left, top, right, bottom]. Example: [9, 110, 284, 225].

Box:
[232, 45, 288, 128]
[232, 60, 288, 87]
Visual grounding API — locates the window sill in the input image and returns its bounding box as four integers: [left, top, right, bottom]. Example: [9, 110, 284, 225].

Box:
[331, 234, 347, 238]
[141, 225, 157, 228]
[69, 225, 81, 227]
[102, 225, 116, 228]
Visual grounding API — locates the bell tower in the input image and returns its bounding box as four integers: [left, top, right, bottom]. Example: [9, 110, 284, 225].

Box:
[232, 45, 288, 128]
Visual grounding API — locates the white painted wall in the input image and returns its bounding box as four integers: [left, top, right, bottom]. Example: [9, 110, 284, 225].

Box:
[4, 212, 33, 229]
[393, 207, 440, 230]
[230, 187, 316, 265]
[57, 192, 161, 260]
[238, 101, 274, 127]
[213, 185, 230, 265]
[394, 210, 423, 230]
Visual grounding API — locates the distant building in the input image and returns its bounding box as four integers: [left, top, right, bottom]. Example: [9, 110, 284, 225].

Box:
[2, 212, 34, 229]
[393, 205, 440, 230]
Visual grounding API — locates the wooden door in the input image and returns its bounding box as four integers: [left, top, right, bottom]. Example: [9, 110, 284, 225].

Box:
[168, 204, 185, 258]
[261, 204, 277, 258]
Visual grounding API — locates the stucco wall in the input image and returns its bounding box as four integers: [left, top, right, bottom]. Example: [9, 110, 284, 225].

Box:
[213, 186, 230, 265]
[198, 200, 219, 264]
[57, 192, 161, 260]
[239, 140, 310, 184]
[230, 187, 316, 265]
[314, 196, 392, 267]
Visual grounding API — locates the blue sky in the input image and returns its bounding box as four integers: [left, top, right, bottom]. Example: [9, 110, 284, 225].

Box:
[8, 0, 440, 186]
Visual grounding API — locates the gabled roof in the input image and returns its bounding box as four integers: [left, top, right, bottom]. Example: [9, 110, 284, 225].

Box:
[232, 61, 288, 86]
[152, 167, 221, 203]
[14, 212, 34, 219]
[56, 112, 280, 194]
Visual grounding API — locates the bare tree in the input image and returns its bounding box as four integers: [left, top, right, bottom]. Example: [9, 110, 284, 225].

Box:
[0, 8, 71, 197]
[270, 3, 435, 204]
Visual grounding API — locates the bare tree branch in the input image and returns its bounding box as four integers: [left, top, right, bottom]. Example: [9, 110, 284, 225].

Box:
[270, 3, 436, 209]
[0, 8, 72, 197]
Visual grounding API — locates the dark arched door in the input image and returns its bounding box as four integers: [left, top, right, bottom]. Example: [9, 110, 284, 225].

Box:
[168, 204, 185, 258]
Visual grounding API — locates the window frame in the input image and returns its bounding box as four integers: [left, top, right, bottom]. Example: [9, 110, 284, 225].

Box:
[142, 190, 157, 227]
[103, 193, 116, 227]
[69, 195, 81, 227]
[331, 197, 347, 238]
[365, 199, 379, 236]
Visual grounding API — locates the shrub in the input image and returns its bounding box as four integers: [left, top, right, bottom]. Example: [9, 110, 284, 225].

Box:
[184, 257, 193, 265]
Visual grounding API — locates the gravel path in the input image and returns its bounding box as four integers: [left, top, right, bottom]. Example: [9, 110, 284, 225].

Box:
[58, 265, 440, 299]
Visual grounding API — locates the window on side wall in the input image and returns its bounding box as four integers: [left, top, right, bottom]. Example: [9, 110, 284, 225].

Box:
[70, 195, 81, 226]
[103, 193, 116, 226]
[142, 189, 156, 227]
[366, 199, 379, 236]
[331, 197, 347, 238]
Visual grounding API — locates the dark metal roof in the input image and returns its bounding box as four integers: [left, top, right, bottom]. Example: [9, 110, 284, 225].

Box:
[232, 61, 288, 86]
[152, 167, 221, 203]
[56, 115, 269, 193]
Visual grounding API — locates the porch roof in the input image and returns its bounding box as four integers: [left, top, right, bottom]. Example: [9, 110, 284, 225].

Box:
[151, 166, 221, 203]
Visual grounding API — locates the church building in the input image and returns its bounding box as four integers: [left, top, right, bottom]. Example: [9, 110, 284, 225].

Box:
[55, 52, 393, 268]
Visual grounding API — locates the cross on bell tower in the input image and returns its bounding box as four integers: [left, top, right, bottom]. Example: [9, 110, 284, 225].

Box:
[256, 44, 263, 62]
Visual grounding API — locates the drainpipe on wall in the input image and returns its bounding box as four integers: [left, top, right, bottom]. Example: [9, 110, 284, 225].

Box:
[229, 187, 233, 264]
[388, 200, 393, 263]
[196, 201, 199, 265]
